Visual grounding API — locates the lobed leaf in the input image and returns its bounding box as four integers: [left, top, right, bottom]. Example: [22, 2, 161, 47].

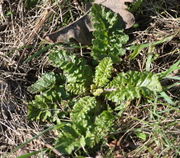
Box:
[93, 57, 113, 87]
[91, 4, 129, 63]
[105, 71, 162, 104]
[27, 72, 56, 94]
[55, 96, 101, 154]
[88, 109, 115, 147]
[70, 96, 100, 128]
[55, 97, 114, 154]
[49, 49, 93, 95]
[66, 82, 89, 95]
[28, 85, 68, 122]
[55, 123, 82, 154]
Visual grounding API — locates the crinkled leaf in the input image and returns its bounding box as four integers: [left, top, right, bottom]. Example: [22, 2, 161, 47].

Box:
[105, 71, 162, 104]
[66, 82, 89, 95]
[93, 57, 113, 87]
[56, 98, 114, 153]
[55, 124, 82, 154]
[94, 0, 135, 29]
[91, 4, 129, 62]
[28, 85, 68, 122]
[87, 109, 115, 147]
[71, 96, 100, 128]
[49, 49, 93, 94]
[27, 72, 56, 94]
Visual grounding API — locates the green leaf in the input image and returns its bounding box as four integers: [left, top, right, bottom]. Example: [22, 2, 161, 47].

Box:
[56, 98, 114, 154]
[105, 71, 162, 104]
[136, 132, 147, 141]
[159, 60, 180, 79]
[129, 35, 174, 60]
[49, 49, 93, 95]
[56, 124, 81, 154]
[49, 49, 93, 82]
[70, 96, 100, 128]
[159, 91, 176, 105]
[28, 85, 68, 122]
[55, 97, 114, 154]
[91, 4, 129, 63]
[27, 72, 56, 94]
[92, 110, 115, 145]
[17, 150, 42, 158]
[66, 82, 88, 95]
[134, 128, 148, 141]
[94, 57, 113, 87]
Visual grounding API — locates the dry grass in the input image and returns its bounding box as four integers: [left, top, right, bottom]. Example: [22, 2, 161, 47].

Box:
[0, 0, 88, 157]
[0, 0, 179, 157]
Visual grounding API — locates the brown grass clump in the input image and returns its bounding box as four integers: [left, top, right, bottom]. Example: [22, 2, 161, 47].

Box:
[0, 0, 87, 157]
[0, 75, 46, 157]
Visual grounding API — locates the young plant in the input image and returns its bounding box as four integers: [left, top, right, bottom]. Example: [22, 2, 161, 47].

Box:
[28, 50, 163, 155]
[27, 4, 167, 156]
